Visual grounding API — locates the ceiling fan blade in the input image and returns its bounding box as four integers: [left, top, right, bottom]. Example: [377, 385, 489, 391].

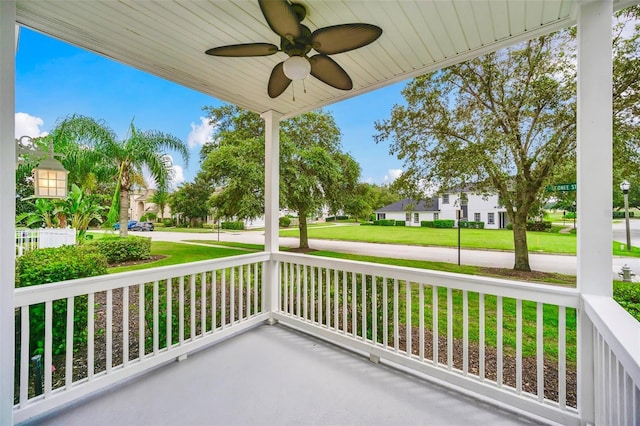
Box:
[205, 43, 279, 57]
[311, 23, 383, 55]
[268, 62, 292, 98]
[258, 0, 302, 39]
[309, 54, 352, 90]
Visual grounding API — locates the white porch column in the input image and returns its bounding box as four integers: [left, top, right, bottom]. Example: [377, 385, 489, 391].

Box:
[260, 110, 282, 319]
[576, 1, 612, 425]
[0, 2, 16, 425]
[577, 0, 613, 297]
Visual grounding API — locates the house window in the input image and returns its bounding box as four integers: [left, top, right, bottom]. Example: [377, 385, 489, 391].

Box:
[406, 213, 410, 222]
[414, 213, 419, 223]
[488, 213, 495, 225]
[442, 194, 449, 204]
[474, 213, 481, 222]
[433, 213, 439, 220]
[378, 213, 386, 220]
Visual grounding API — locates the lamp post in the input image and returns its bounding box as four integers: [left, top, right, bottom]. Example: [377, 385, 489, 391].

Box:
[620, 180, 631, 251]
[16, 136, 68, 198]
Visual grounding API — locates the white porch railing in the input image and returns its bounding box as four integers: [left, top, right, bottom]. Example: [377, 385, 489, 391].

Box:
[12, 251, 640, 425]
[583, 295, 640, 425]
[13, 252, 269, 423]
[272, 252, 581, 425]
[15, 228, 76, 256]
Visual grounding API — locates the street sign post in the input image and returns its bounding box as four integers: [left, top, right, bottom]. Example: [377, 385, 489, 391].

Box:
[546, 183, 577, 192]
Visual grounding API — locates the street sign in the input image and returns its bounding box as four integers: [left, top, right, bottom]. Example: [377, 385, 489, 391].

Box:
[546, 183, 576, 192]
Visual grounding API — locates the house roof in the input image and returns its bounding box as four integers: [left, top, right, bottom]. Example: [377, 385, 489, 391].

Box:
[376, 198, 439, 213]
[14, 0, 624, 120]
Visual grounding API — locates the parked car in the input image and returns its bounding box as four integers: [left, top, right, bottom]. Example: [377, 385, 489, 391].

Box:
[139, 221, 154, 231]
[114, 220, 139, 231]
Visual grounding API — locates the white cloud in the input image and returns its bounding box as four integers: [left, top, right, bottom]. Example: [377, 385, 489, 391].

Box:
[142, 156, 185, 190]
[187, 117, 215, 149]
[363, 177, 374, 184]
[15, 112, 48, 138]
[170, 164, 185, 189]
[383, 168, 402, 183]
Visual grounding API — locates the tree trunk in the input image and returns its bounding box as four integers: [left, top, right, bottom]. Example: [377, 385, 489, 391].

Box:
[298, 212, 309, 249]
[512, 217, 531, 271]
[119, 189, 130, 237]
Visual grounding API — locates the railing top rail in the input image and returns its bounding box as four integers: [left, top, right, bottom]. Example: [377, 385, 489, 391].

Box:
[15, 251, 269, 307]
[583, 294, 640, 385]
[273, 252, 580, 307]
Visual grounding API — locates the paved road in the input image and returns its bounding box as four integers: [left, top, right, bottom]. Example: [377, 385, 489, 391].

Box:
[127, 223, 640, 281]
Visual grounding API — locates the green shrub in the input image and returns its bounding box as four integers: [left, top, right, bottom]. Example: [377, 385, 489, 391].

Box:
[326, 216, 335, 222]
[613, 211, 635, 219]
[16, 245, 107, 288]
[372, 219, 395, 226]
[526, 221, 552, 232]
[279, 216, 292, 227]
[433, 219, 455, 228]
[565, 212, 577, 219]
[336, 215, 349, 220]
[221, 221, 245, 230]
[459, 221, 485, 229]
[162, 218, 175, 227]
[395, 220, 406, 226]
[613, 282, 640, 322]
[88, 236, 151, 264]
[421, 221, 435, 228]
[15, 245, 108, 356]
[360, 222, 374, 226]
[369, 214, 376, 221]
[506, 223, 513, 230]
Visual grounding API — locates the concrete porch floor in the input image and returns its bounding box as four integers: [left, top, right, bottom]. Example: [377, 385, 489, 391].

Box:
[23, 324, 544, 426]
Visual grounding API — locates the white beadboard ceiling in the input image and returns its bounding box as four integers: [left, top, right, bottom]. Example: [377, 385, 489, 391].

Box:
[14, 1, 634, 118]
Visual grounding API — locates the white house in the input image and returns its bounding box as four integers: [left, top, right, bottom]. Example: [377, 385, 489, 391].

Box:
[439, 190, 509, 229]
[375, 198, 439, 226]
[376, 190, 509, 229]
[128, 188, 171, 221]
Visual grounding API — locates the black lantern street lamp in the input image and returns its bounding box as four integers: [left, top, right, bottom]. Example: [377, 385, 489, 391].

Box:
[620, 180, 631, 251]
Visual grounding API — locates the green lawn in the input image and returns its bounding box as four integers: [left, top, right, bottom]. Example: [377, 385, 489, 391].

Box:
[613, 241, 640, 258]
[108, 241, 248, 273]
[281, 225, 578, 254]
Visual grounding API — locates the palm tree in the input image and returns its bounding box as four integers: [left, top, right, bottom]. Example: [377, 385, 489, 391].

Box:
[150, 186, 169, 221]
[52, 115, 189, 236]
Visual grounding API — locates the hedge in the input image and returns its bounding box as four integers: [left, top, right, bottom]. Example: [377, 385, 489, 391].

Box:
[421, 221, 434, 228]
[372, 219, 396, 226]
[15, 245, 108, 356]
[88, 236, 151, 264]
[614, 282, 640, 322]
[221, 221, 245, 230]
[459, 221, 485, 229]
[279, 216, 291, 227]
[526, 221, 552, 232]
[395, 220, 406, 226]
[613, 211, 635, 219]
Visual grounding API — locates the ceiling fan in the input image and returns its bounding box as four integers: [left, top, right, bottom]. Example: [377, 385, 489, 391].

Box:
[205, 0, 383, 99]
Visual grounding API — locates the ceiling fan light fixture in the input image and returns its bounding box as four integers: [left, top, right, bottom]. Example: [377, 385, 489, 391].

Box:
[283, 56, 310, 80]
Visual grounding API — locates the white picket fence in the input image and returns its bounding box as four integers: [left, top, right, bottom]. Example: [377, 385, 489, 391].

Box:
[15, 228, 76, 256]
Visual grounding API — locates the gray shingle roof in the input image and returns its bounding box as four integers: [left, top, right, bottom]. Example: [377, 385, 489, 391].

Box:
[375, 198, 439, 213]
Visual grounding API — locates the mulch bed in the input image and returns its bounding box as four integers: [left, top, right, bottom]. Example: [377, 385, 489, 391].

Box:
[397, 325, 577, 408]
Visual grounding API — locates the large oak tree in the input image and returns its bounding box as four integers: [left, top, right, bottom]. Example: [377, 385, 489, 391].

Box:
[199, 106, 360, 249]
[375, 33, 576, 271]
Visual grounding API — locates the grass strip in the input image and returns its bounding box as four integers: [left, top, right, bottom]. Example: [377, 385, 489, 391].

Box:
[108, 241, 248, 273]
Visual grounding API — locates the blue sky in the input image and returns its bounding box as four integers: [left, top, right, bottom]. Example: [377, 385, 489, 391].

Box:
[16, 27, 407, 188]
